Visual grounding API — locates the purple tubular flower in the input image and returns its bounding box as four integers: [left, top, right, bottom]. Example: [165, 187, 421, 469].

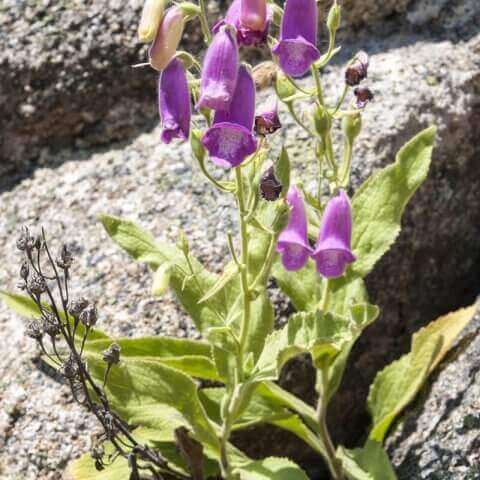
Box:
[312, 190, 356, 278]
[197, 26, 239, 111]
[255, 102, 281, 136]
[213, 0, 270, 46]
[277, 186, 312, 271]
[159, 58, 191, 144]
[202, 66, 257, 168]
[272, 0, 320, 77]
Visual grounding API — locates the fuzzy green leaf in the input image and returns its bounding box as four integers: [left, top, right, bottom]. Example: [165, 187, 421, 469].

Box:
[337, 440, 397, 480]
[368, 303, 475, 442]
[237, 457, 309, 480]
[351, 126, 436, 277]
[275, 147, 291, 196]
[84, 336, 219, 381]
[253, 311, 352, 381]
[85, 353, 220, 451]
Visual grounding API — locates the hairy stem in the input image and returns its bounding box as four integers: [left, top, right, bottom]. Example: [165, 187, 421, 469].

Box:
[198, 0, 212, 44]
[316, 367, 344, 480]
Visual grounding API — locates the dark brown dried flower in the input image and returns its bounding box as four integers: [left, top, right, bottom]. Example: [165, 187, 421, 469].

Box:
[354, 86, 374, 108]
[57, 245, 74, 269]
[345, 51, 369, 87]
[260, 166, 283, 201]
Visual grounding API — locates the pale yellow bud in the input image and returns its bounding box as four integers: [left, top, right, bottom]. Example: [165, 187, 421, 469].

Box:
[138, 0, 166, 43]
[151, 263, 173, 297]
[149, 6, 185, 71]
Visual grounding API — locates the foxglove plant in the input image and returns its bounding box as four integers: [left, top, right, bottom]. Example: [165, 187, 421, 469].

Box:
[6, 1, 467, 480]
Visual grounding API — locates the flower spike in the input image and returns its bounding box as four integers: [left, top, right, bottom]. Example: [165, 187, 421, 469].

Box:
[272, 0, 320, 77]
[277, 186, 312, 271]
[159, 58, 191, 144]
[201, 65, 257, 168]
[311, 190, 356, 278]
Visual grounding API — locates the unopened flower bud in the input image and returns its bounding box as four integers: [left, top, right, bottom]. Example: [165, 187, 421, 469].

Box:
[274, 71, 296, 103]
[327, 1, 341, 32]
[342, 112, 362, 144]
[151, 263, 172, 296]
[138, 0, 166, 43]
[102, 343, 121, 365]
[345, 51, 369, 86]
[313, 105, 331, 137]
[260, 166, 282, 201]
[149, 6, 185, 71]
[79, 303, 98, 327]
[354, 86, 374, 108]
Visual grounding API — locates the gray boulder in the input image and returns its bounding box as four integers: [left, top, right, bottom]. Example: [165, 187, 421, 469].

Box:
[387, 306, 480, 479]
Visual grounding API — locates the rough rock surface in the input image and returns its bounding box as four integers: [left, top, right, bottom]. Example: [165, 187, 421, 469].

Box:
[387, 306, 480, 479]
[3, 0, 479, 175]
[1, 2, 480, 480]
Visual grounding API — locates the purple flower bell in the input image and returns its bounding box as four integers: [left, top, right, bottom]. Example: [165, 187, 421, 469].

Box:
[201, 65, 257, 168]
[213, 0, 269, 46]
[197, 26, 239, 111]
[159, 58, 191, 144]
[277, 186, 312, 271]
[311, 190, 356, 278]
[272, 0, 320, 77]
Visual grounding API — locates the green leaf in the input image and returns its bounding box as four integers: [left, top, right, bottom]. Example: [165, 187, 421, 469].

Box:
[85, 353, 220, 451]
[351, 126, 436, 277]
[0, 290, 109, 341]
[199, 386, 327, 457]
[236, 457, 309, 480]
[253, 310, 352, 382]
[337, 440, 397, 480]
[272, 259, 319, 312]
[65, 451, 130, 480]
[368, 303, 475, 442]
[199, 262, 238, 304]
[100, 215, 228, 334]
[326, 302, 379, 402]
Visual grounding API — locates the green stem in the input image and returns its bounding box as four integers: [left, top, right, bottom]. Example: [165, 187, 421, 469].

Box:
[340, 139, 353, 187]
[316, 367, 344, 480]
[235, 167, 251, 374]
[287, 103, 315, 137]
[333, 85, 349, 115]
[198, 0, 212, 44]
[319, 278, 330, 313]
[311, 65, 325, 106]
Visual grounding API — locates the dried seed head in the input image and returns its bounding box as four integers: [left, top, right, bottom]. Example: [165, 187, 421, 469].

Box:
[345, 51, 369, 87]
[260, 166, 283, 201]
[57, 245, 74, 269]
[20, 261, 29, 280]
[43, 314, 61, 337]
[17, 226, 35, 252]
[26, 319, 44, 340]
[354, 86, 374, 108]
[79, 303, 98, 327]
[28, 273, 47, 295]
[68, 297, 89, 318]
[102, 343, 121, 365]
[61, 355, 79, 379]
